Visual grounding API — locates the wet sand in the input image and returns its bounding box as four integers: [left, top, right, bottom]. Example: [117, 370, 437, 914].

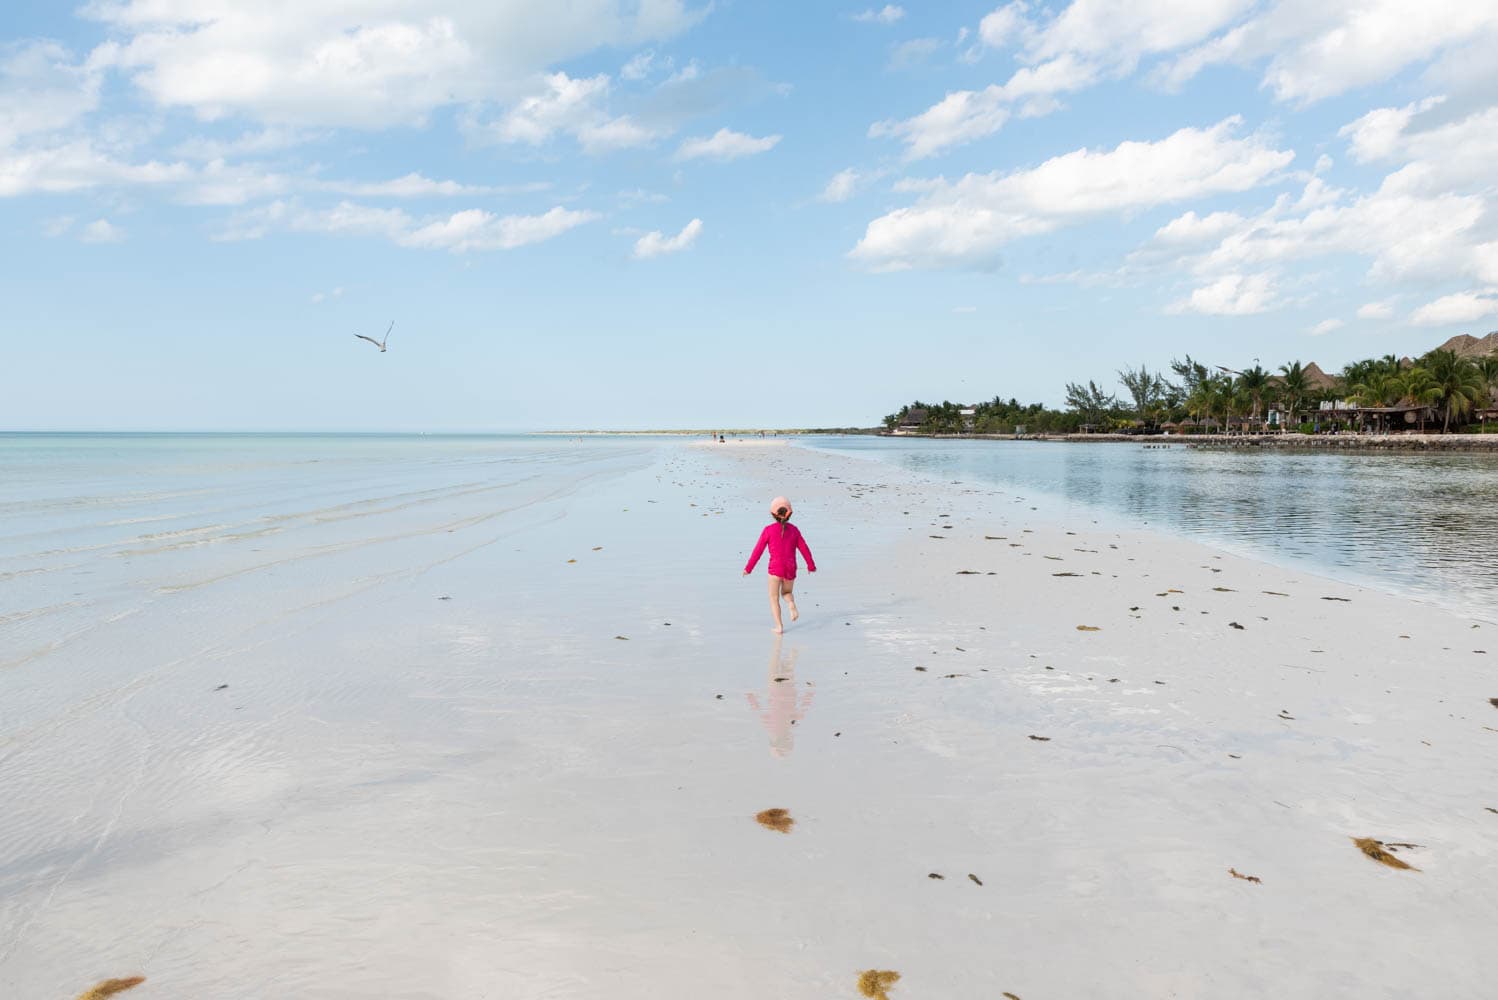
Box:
[3, 438, 1496, 999]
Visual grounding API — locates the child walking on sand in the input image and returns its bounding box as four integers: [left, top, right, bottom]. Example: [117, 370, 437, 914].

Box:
[743, 496, 816, 633]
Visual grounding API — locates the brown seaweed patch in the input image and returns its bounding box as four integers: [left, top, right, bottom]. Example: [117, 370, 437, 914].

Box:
[1002, 994, 1022, 1000]
[1321, 596, 1351, 602]
[969, 873, 983, 886]
[985, 535, 1007, 540]
[1028, 734, 1051, 741]
[1212, 586, 1236, 592]
[1228, 867, 1262, 884]
[1076, 625, 1101, 631]
[1053, 572, 1082, 577]
[956, 570, 980, 575]
[927, 872, 944, 879]
[858, 970, 901, 999]
[756, 808, 794, 833]
[75, 979, 146, 1000]
[1489, 698, 1498, 708]
[1352, 837, 1419, 871]
[1263, 590, 1289, 596]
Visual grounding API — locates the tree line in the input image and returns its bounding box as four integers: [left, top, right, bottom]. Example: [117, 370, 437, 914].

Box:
[883, 349, 1498, 435]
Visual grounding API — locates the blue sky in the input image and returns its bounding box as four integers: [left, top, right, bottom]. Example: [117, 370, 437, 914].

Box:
[3, 1, 1497, 430]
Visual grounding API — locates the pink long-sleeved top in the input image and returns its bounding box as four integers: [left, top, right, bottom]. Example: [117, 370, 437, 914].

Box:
[744, 522, 816, 579]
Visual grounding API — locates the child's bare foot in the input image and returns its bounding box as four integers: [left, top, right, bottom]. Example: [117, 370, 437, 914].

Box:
[787, 599, 799, 622]
[772, 625, 784, 634]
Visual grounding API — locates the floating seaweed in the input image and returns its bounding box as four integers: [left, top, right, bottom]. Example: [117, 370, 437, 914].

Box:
[1228, 868, 1262, 884]
[858, 970, 901, 1000]
[1352, 837, 1419, 871]
[969, 873, 983, 886]
[927, 872, 944, 879]
[1076, 625, 1101, 631]
[1262, 590, 1289, 596]
[1321, 596, 1351, 602]
[1229, 622, 1245, 630]
[1212, 587, 1236, 592]
[1002, 993, 1022, 1000]
[956, 570, 980, 575]
[1028, 735, 1051, 741]
[756, 808, 794, 833]
[75, 979, 145, 1000]
[1489, 698, 1498, 708]
[1053, 572, 1082, 577]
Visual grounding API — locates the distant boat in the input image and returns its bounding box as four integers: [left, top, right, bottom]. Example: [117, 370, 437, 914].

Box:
[355, 321, 393, 352]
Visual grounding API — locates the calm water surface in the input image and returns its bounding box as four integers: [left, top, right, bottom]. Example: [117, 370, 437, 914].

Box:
[807, 436, 1498, 622]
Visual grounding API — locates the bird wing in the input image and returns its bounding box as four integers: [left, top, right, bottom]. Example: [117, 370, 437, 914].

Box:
[381, 320, 394, 347]
[354, 334, 381, 346]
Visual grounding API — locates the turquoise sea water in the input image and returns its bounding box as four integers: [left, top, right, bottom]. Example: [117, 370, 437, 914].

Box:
[806, 435, 1498, 622]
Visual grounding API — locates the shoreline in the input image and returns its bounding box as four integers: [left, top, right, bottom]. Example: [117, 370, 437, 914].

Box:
[884, 430, 1498, 451]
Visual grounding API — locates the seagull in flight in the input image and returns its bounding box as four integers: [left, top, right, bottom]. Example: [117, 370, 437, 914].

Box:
[355, 321, 393, 352]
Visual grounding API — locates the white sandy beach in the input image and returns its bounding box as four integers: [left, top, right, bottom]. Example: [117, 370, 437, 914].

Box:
[3, 437, 1496, 999]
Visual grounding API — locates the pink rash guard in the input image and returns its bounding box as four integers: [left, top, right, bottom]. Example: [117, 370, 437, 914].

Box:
[744, 522, 816, 579]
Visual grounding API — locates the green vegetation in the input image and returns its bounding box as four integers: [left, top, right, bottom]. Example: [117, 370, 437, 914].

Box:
[883, 346, 1498, 436]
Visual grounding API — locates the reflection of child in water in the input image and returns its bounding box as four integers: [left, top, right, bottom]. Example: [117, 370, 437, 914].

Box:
[747, 640, 814, 758]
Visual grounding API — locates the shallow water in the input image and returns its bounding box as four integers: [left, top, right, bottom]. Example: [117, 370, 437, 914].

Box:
[806, 436, 1498, 621]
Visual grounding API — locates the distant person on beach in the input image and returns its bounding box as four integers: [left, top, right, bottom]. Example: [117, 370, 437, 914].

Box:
[743, 496, 816, 633]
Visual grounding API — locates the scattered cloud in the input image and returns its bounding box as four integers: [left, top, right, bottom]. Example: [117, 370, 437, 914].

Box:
[853, 6, 905, 25]
[888, 37, 941, 71]
[819, 168, 863, 203]
[853, 117, 1293, 270]
[79, 218, 125, 243]
[675, 127, 780, 161]
[1410, 289, 1498, 326]
[83, 1, 704, 129]
[1357, 299, 1396, 320]
[1307, 318, 1344, 336]
[217, 200, 597, 252]
[467, 71, 664, 153]
[311, 286, 344, 304]
[633, 217, 702, 257]
[1159, 1, 1498, 104]
[1168, 273, 1277, 316]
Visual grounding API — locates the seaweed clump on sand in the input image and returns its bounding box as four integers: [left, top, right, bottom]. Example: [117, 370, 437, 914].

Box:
[76, 978, 146, 1000]
[756, 808, 794, 833]
[858, 969, 901, 999]
[1352, 837, 1420, 871]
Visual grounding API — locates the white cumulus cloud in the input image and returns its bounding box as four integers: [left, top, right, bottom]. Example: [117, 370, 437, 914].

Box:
[79, 218, 125, 243]
[1307, 318, 1344, 336]
[1168, 273, 1277, 316]
[1357, 299, 1396, 320]
[1410, 290, 1498, 326]
[853, 117, 1293, 270]
[675, 127, 780, 161]
[853, 6, 905, 24]
[633, 217, 703, 257]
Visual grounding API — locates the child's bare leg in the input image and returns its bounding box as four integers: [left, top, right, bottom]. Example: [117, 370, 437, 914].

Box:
[767, 575, 785, 633]
[783, 578, 799, 621]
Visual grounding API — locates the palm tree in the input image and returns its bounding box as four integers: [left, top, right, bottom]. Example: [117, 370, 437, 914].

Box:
[1397, 367, 1443, 432]
[1279, 361, 1310, 429]
[1237, 365, 1270, 424]
[1422, 350, 1486, 432]
[1477, 356, 1498, 404]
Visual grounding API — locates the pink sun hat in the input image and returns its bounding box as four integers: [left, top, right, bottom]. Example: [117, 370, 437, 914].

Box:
[769, 496, 793, 518]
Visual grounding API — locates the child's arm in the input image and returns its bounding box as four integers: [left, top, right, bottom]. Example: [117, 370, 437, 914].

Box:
[796, 531, 816, 573]
[743, 527, 770, 574]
